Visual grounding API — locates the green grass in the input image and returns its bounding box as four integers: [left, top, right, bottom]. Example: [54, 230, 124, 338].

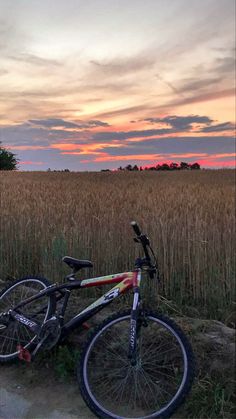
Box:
[53, 345, 81, 380]
[178, 375, 236, 419]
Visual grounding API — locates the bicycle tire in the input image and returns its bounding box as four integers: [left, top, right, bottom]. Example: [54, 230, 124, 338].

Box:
[0, 276, 56, 362]
[78, 310, 194, 419]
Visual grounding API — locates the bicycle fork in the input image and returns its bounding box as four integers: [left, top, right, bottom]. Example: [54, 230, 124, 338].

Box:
[128, 270, 142, 365]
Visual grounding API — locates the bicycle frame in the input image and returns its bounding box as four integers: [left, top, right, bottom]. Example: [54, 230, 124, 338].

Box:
[10, 269, 142, 341]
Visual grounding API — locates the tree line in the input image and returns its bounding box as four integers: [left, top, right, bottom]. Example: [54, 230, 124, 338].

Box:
[102, 162, 201, 172]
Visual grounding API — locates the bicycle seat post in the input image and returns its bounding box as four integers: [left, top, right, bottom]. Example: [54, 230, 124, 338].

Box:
[65, 269, 76, 281]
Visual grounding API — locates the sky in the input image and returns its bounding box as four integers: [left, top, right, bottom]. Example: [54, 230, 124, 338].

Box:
[0, 0, 235, 170]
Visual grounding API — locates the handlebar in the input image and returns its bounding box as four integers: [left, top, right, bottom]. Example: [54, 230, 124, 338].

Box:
[131, 221, 150, 260]
[131, 221, 142, 237]
[131, 221, 158, 279]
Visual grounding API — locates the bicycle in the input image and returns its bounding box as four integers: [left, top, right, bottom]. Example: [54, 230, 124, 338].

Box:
[0, 221, 194, 418]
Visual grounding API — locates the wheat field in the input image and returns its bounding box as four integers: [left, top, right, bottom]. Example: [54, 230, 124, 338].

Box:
[0, 170, 235, 321]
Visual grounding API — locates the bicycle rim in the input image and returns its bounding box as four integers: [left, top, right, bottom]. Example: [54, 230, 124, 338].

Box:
[0, 278, 52, 360]
[82, 313, 189, 418]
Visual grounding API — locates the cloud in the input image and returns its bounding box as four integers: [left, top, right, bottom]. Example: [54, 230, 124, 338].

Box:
[84, 120, 110, 128]
[95, 104, 154, 119]
[0, 119, 110, 149]
[175, 50, 235, 94]
[2, 113, 235, 172]
[0, 122, 76, 147]
[8, 53, 60, 67]
[89, 153, 235, 164]
[0, 69, 8, 76]
[156, 73, 185, 98]
[99, 136, 235, 157]
[153, 48, 235, 108]
[9, 145, 47, 151]
[200, 122, 235, 133]
[93, 86, 234, 120]
[75, 152, 209, 163]
[160, 88, 235, 109]
[51, 136, 235, 167]
[196, 159, 235, 168]
[21, 160, 44, 165]
[0, 18, 29, 54]
[176, 77, 223, 94]
[90, 52, 157, 76]
[214, 55, 235, 75]
[2, 114, 234, 153]
[143, 115, 213, 130]
[92, 128, 172, 141]
[29, 118, 80, 129]
[28, 118, 109, 129]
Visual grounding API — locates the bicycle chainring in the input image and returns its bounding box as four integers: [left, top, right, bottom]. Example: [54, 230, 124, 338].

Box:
[39, 317, 61, 350]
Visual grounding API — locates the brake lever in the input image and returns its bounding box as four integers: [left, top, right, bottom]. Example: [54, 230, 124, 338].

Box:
[141, 234, 150, 245]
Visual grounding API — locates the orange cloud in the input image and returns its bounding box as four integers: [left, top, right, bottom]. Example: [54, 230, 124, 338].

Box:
[85, 153, 217, 163]
[52, 142, 121, 154]
[207, 153, 236, 159]
[61, 152, 172, 163]
[21, 161, 44, 165]
[197, 159, 235, 167]
[51, 143, 82, 151]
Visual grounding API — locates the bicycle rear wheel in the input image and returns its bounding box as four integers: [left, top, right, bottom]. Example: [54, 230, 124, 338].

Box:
[0, 277, 56, 362]
[78, 310, 194, 418]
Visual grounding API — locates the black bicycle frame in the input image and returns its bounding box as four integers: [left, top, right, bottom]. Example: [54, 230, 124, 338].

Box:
[9, 270, 142, 352]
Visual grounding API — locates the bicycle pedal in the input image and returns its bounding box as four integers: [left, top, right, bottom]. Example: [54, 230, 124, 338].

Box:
[17, 345, 32, 363]
[82, 322, 91, 330]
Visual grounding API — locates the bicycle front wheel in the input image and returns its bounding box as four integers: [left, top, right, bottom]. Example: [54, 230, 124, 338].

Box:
[0, 276, 56, 362]
[78, 310, 194, 419]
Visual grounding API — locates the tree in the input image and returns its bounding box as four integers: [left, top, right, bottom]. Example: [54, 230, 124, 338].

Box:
[160, 163, 170, 170]
[180, 162, 190, 170]
[125, 164, 133, 171]
[0, 143, 18, 170]
[170, 162, 179, 170]
[190, 162, 201, 170]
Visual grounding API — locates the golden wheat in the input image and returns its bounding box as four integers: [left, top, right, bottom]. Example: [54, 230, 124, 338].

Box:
[0, 170, 235, 320]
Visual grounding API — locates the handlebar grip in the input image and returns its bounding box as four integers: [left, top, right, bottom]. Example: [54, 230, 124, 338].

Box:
[131, 221, 142, 236]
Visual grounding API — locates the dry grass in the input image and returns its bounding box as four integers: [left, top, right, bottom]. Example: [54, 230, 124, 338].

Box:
[0, 170, 235, 321]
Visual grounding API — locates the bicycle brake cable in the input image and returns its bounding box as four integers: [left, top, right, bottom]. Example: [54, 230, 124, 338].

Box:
[148, 244, 160, 281]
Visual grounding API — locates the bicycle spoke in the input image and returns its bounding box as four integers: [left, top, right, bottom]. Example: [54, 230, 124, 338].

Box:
[82, 313, 190, 418]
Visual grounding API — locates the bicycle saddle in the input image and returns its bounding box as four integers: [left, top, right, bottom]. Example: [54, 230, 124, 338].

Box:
[62, 256, 93, 272]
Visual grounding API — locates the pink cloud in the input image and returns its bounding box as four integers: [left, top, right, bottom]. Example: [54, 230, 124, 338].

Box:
[21, 161, 44, 165]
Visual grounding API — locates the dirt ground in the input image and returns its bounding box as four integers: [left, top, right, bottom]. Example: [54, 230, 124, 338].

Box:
[0, 364, 95, 419]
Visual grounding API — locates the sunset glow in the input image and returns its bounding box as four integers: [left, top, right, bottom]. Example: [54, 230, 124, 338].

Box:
[0, 0, 235, 170]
